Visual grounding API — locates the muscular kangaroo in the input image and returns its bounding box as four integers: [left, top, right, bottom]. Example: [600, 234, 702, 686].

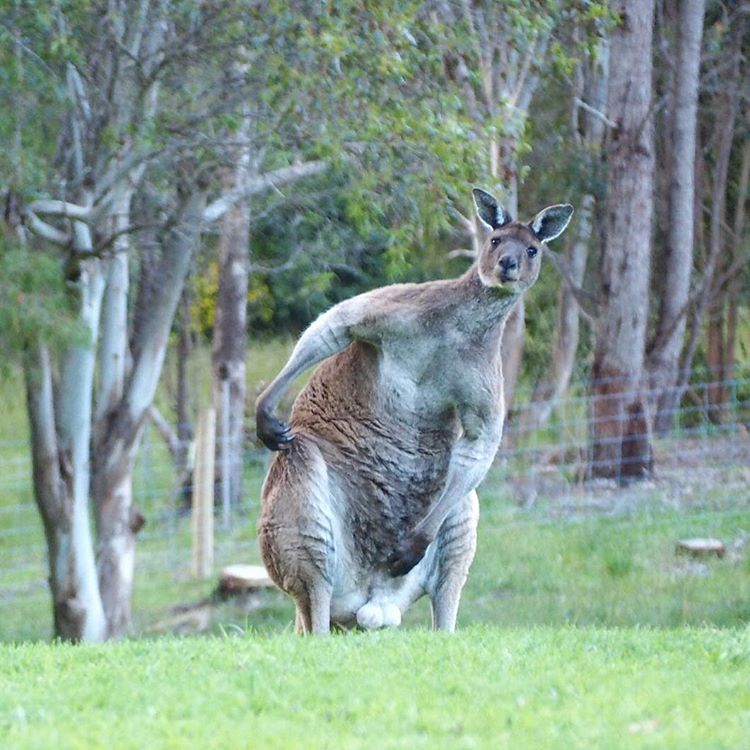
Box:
[256, 188, 573, 634]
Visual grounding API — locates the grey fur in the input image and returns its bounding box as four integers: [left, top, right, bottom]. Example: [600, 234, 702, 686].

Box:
[256, 190, 573, 634]
[530, 203, 574, 243]
[472, 187, 511, 229]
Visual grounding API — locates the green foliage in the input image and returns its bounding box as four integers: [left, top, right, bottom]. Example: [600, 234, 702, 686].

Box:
[0, 238, 82, 369]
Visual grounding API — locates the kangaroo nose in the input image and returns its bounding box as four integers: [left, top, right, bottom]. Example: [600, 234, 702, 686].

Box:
[499, 255, 518, 272]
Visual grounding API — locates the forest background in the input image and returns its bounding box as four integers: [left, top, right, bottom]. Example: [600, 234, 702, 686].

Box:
[0, 0, 748, 642]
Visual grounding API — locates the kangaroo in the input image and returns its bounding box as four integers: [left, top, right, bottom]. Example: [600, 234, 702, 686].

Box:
[255, 188, 573, 634]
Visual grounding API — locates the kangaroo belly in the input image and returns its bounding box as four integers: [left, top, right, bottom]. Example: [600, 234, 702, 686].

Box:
[290, 342, 465, 561]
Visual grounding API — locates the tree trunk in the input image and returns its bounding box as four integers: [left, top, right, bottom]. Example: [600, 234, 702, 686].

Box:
[524, 195, 594, 431]
[176, 289, 195, 511]
[647, 0, 705, 433]
[590, 0, 655, 482]
[706, 306, 725, 421]
[25, 344, 107, 642]
[93, 189, 207, 638]
[212, 156, 251, 512]
[24, 236, 109, 641]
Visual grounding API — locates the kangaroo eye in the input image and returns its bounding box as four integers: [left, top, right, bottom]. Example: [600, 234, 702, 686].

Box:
[491, 237, 501, 248]
[527, 246, 538, 258]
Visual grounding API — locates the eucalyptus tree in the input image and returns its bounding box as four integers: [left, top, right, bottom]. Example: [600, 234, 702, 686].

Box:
[523, 37, 608, 432]
[1, 0, 325, 640]
[590, 0, 656, 481]
[647, 0, 705, 432]
[427, 0, 609, 411]
[678, 8, 748, 421]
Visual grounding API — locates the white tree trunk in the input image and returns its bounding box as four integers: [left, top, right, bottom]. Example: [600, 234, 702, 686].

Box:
[96, 190, 133, 426]
[93, 189, 207, 638]
[25, 344, 106, 642]
[57, 254, 108, 640]
[212, 117, 252, 511]
[24, 240, 109, 642]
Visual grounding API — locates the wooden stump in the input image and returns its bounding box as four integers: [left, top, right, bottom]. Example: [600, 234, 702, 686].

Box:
[676, 538, 725, 558]
[217, 564, 275, 597]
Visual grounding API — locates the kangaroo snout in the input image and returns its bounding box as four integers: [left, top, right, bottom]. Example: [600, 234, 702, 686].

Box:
[498, 254, 519, 281]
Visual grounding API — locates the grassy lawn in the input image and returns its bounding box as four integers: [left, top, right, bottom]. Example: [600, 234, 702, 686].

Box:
[2, 474, 748, 641]
[2, 627, 749, 749]
[1, 341, 749, 748]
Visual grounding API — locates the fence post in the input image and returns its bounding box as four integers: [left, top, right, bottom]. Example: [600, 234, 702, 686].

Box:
[192, 408, 215, 578]
[221, 378, 231, 530]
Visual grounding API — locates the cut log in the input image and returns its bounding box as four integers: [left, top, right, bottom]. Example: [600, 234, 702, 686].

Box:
[218, 564, 275, 596]
[676, 538, 726, 557]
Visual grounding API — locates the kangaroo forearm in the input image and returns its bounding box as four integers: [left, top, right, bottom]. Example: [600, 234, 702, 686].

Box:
[257, 318, 351, 415]
[386, 444, 492, 577]
[414, 442, 496, 540]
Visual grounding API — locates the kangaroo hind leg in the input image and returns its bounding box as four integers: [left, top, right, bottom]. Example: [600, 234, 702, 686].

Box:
[428, 490, 479, 632]
[259, 439, 336, 635]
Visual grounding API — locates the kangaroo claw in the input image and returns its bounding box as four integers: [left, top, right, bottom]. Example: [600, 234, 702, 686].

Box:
[256, 411, 296, 451]
[386, 533, 429, 577]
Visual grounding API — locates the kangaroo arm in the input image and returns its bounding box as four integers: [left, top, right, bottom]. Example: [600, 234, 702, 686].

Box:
[387, 420, 500, 576]
[255, 297, 378, 450]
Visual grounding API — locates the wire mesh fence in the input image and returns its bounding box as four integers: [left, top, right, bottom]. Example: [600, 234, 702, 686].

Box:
[1, 370, 748, 639]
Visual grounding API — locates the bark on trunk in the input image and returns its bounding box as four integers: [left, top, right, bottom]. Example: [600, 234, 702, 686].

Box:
[212, 161, 251, 511]
[93, 189, 207, 638]
[590, 0, 655, 482]
[25, 344, 107, 642]
[647, 0, 705, 433]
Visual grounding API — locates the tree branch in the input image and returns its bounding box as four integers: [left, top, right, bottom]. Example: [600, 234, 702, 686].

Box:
[147, 405, 181, 462]
[574, 97, 617, 130]
[543, 248, 598, 322]
[28, 199, 92, 221]
[24, 211, 70, 245]
[202, 160, 329, 224]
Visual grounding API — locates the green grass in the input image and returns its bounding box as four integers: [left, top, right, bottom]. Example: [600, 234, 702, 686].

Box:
[2, 342, 750, 748]
[3, 471, 748, 642]
[1, 627, 749, 749]
[127, 456, 748, 637]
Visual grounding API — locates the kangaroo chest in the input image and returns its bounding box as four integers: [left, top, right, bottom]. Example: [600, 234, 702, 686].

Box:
[292, 335, 503, 491]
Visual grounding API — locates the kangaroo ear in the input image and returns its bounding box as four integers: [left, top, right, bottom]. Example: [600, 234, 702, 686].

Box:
[472, 188, 511, 230]
[529, 204, 574, 243]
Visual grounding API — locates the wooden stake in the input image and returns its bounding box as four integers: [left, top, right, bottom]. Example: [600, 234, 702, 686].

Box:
[192, 408, 215, 578]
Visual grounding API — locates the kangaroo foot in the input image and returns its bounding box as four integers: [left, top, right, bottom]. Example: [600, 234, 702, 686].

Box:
[356, 601, 402, 630]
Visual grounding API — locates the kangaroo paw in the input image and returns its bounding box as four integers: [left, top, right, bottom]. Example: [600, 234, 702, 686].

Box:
[256, 411, 296, 451]
[386, 533, 429, 577]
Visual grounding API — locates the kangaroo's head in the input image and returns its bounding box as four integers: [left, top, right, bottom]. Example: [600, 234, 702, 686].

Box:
[472, 188, 573, 294]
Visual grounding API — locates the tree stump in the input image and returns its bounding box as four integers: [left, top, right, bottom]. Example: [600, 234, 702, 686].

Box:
[217, 564, 275, 598]
[675, 538, 725, 558]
